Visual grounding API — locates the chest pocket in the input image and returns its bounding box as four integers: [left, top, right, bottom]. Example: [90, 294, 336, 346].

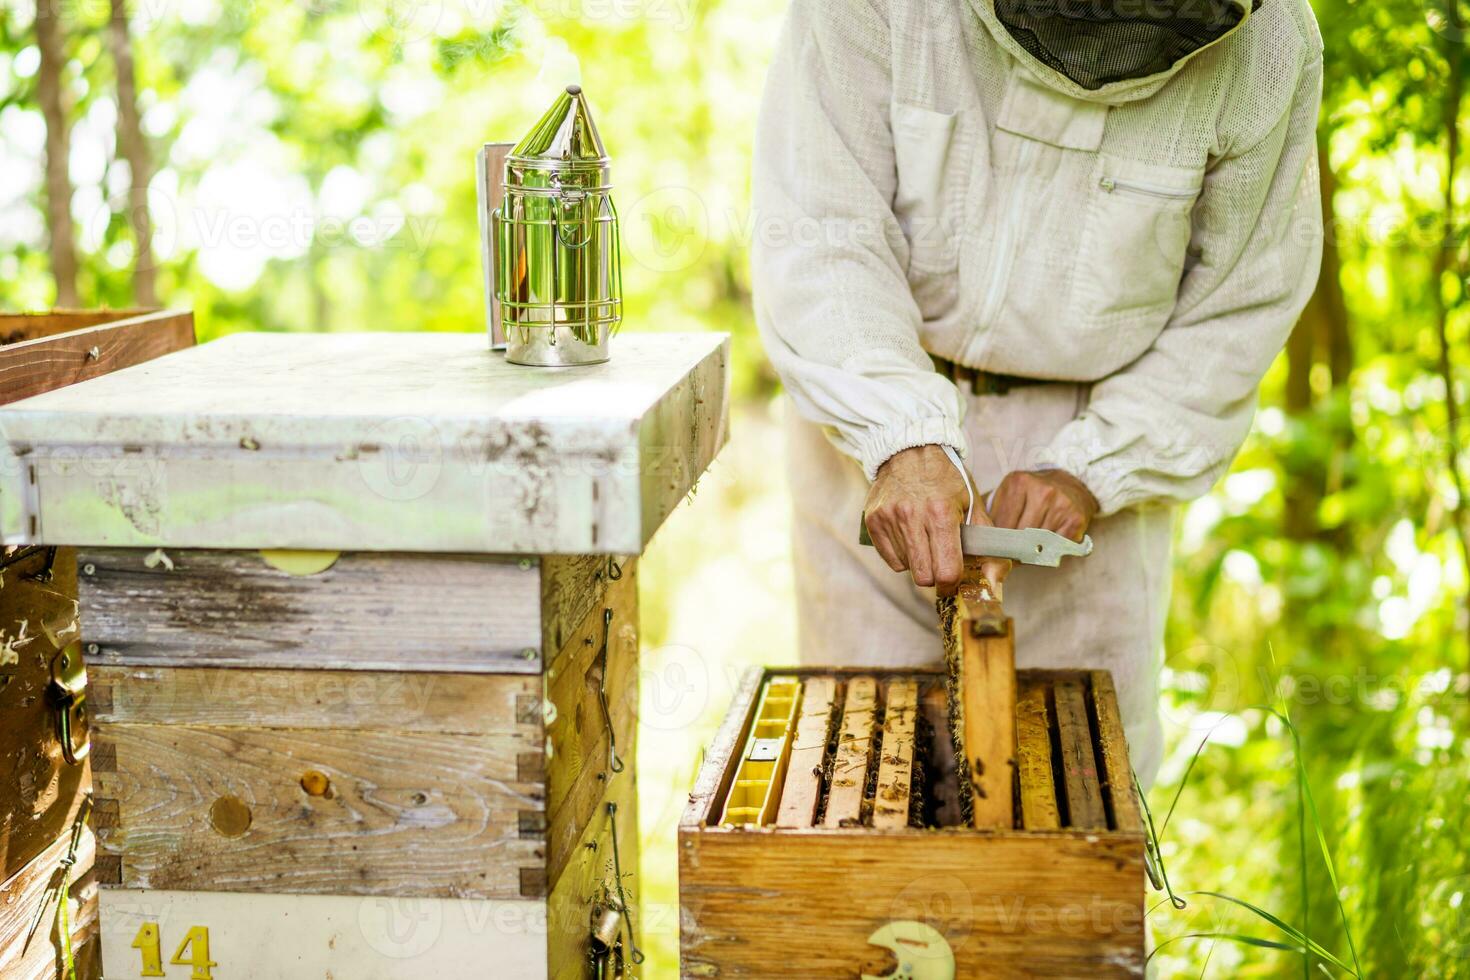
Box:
[1077, 155, 1203, 326]
[995, 73, 1203, 350]
[890, 102, 960, 275]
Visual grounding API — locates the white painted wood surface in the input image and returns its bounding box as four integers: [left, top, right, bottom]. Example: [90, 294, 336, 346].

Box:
[0, 331, 729, 554]
[99, 888, 546, 979]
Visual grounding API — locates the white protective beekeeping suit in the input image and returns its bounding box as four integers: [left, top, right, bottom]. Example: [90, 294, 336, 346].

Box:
[752, 0, 1324, 784]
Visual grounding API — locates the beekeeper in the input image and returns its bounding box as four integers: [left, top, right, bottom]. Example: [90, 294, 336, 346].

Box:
[753, 0, 1323, 782]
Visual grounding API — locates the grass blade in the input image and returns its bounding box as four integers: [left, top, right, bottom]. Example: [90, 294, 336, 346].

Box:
[1189, 891, 1361, 976]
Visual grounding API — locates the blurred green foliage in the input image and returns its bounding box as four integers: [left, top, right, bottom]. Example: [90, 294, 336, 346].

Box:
[2, 0, 1468, 975]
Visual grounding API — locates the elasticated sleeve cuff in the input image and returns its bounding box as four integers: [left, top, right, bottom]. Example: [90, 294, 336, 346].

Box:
[853, 416, 970, 482]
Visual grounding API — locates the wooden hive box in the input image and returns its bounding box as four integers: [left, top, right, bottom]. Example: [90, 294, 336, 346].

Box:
[0, 330, 731, 979]
[84, 551, 643, 979]
[680, 668, 1147, 979]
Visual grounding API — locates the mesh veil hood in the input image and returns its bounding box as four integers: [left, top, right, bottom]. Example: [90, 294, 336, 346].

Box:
[976, 0, 1257, 101]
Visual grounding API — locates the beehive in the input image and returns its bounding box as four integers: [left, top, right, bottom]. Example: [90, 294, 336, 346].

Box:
[680, 668, 1147, 979]
[83, 551, 642, 979]
[0, 330, 730, 979]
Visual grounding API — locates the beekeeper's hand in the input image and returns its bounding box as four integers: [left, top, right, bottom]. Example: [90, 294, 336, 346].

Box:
[863, 444, 1009, 598]
[989, 469, 1099, 543]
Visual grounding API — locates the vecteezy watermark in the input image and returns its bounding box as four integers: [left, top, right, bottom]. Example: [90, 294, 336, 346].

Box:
[634, 643, 713, 732]
[350, 421, 692, 504]
[357, 893, 556, 958]
[352, 0, 697, 43]
[359, 897, 446, 959]
[988, 896, 1145, 937]
[116, 666, 445, 716]
[355, 416, 447, 503]
[1393, 872, 1470, 966]
[1161, 641, 1247, 732]
[1263, 664, 1468, 710]
[887, 873, 1145, 953]
[522, 0, 696, 30]
[191, 208, 438, 255]
[46, 0, 698, 37]
[1411, 416, 1470, 497]
[85, 188, 438, 277]
[889, 874, 975, 952]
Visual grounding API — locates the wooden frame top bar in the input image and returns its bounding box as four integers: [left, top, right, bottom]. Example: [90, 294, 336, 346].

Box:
[0, 309, 195, 407]
[682, 666, 1145, 839]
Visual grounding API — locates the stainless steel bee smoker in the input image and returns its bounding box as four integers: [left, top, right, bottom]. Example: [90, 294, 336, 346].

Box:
[476, 85, 623, 366]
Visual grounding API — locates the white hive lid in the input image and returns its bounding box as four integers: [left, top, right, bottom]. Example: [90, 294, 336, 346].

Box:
[0, 331, 729, 555]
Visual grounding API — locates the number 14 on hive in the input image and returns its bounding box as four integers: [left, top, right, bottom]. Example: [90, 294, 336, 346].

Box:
[131, 923, 217, 979]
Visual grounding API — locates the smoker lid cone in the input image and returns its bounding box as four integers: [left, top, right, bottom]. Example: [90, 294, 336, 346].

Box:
[510, 84, 608, 169]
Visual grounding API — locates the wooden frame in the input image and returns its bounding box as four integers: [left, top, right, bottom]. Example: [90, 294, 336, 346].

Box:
[679, 666, 1147, 979]
[0, 309, 195, 406]
[954, 583, 1017, 828]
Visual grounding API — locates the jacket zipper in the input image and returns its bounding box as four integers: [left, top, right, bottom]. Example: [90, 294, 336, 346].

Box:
[1099, 176, 1197, 201]
[976, 139, 1037, 335]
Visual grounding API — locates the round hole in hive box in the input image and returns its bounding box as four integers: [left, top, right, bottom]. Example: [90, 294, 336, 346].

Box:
[300, 770, 333, 798]
[209, 795, 253, 837]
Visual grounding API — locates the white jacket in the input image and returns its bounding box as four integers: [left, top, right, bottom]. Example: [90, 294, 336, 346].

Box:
[753, 0, 1324, 516]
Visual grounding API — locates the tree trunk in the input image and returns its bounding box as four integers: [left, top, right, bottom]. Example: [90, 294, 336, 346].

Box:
[1433, 41, 1470, 673]
[108, 0, 156, 306]
[34, 0, 78, 307]
[1283, 317, 1317, 540]
[1284, 142, 1349, 540]
[1314, 144, 1353, 387]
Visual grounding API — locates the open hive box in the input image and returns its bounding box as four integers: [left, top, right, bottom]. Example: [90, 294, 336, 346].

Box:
[679, 667, 1147, 979]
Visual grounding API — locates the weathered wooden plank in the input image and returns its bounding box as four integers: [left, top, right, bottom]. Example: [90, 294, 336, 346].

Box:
[546, 768, 639, 979]
[1090, 671, 1143, 832]
[99, 888, 546, 979]
[1054, 678, 1107, 831]
[636, 331, 730, 545]
[957, 585, 1016, 829]
[0, 825, 100, 980]
[92, 724, 543, 899]
[0, 546, 90, 884]
[78, 548, 544, 673]
[0, 310, 194, 407]
[872, 678, 917, 830]
[540, 553, 619, 663]
[545, 567, 638, 890]
[823, 676, 876, 828]
[680, 828, 1146, 979]
[1, 331, 729, 554]
[90, 665, 541, 737]
[0, 309, 153, 344]
[1016, 677, 1062, 831]
[681, 666, 763, 829]
[775, 677, 837, 829]
[1, 312, 147, 346]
